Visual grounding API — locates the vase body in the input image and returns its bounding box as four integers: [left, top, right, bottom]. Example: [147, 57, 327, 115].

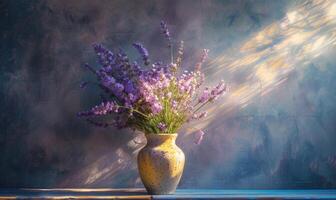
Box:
[137, 133, 185, 195]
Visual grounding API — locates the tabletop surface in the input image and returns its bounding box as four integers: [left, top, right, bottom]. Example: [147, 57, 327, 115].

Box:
[0, 188, 336, 199]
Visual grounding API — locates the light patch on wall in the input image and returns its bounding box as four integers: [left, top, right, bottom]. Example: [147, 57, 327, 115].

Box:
[188, 0, 336, 134]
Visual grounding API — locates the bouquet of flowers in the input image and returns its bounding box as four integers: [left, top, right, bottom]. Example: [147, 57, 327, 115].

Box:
[78, 21, 227, 134]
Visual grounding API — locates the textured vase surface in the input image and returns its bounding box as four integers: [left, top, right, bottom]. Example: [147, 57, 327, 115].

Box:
[137, 133, 185, 195]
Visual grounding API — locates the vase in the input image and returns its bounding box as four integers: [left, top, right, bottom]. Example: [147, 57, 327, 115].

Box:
[137, 133, 185, 195]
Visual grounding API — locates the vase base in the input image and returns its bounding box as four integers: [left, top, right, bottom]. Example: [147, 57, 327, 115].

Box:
[146, 187, 176, 195]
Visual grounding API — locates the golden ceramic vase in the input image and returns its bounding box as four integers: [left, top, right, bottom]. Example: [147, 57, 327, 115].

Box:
[137, 133, 185, 195]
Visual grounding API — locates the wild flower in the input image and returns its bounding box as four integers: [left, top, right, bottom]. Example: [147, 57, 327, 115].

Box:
[78, 21, 227, 134]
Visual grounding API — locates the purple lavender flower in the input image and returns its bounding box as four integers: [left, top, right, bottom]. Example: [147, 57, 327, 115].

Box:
[160, 20, 172, 47]
[133, 43, 150, 65]
[175, 41, 184, 68]
[171, 100, 178, 108]
[132, 61, 143, 75]
[192, 111, 208, 120]
[124, 80, 136, 94]
[127, 93, 137, 103]
[78, 21, 227, 134]
[93, 43, 115, 67]
[100, 74, 116, 89]
[157, 122, 167, 132]
[198, 81, 226, 103]
[210, 80, 227, 101]
[200, 49, 209, 64]
[78, 101, 118, 117]
[114, 83, 124, 92]
[116, 48, 129, 63]
[152, 102, 163, 114]
[199, 87, 210, 103]
[195, 49, 209, 71]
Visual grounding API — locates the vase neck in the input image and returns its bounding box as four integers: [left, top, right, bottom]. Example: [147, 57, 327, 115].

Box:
[145, 134, 177, 147]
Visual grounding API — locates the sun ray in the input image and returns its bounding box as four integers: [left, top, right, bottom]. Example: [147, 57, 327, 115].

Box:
[188, 0, 336, 134]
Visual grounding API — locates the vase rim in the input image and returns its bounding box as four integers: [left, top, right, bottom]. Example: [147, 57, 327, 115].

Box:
[145, 133, 177, 135]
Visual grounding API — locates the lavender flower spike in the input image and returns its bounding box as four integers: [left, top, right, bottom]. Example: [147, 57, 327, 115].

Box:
[133, 43, 150, 65]
[175, 40, 184, 69]
[195, 49, 209, 71]
[78, 101, 118, 117]
[192, 111, 208, 120]
[160, 20, 172, 47]
[92, 43, 115, 67]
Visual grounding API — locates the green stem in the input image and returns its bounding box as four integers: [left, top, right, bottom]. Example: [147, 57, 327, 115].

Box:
[117, 105, 149, 118]
[193, 101, 201, 108]
[170, 44, 174, 64]
[193, 98, 212, 113]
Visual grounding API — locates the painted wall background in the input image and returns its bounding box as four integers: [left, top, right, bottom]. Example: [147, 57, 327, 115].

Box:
[1, 0, 336, 188]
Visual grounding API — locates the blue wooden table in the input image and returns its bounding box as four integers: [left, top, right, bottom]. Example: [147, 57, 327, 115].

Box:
[0, 188, 336, 199]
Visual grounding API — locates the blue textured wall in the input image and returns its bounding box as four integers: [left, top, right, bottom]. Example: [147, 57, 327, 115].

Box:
[1, 0, 336, 188]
